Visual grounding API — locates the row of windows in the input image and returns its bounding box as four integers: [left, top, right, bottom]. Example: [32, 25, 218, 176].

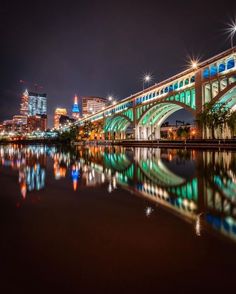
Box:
[136, 76, 195, 105]
[203, 58, 235, 79]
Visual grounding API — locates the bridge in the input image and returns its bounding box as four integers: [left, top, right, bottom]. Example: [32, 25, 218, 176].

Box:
[73, 47, 236, 140]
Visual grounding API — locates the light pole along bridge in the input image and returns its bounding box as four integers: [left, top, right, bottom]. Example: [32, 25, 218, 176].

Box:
[75, 47, 236, 140]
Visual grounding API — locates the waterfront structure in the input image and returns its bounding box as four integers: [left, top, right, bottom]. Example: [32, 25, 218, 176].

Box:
[72, 47, 236, 140]
[54, 108, 68, 129]
[72, 95, 80, 120]
[28, 92, 47, 116]
[82, 96, 107, 116]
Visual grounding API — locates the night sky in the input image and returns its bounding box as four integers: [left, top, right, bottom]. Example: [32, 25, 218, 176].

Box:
[1, 0, 236, 127]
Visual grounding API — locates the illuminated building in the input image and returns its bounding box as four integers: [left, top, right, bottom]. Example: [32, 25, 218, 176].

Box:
[2, 115, 28, 133]
[20, 89, 29, 116]
[13, 115, 28, 125]
[27, 115, 47, 131]
[28, 92, 47, 116]
[54, 108, 68, 129]
[72, 95, 80, 120]
[82, 96, 107, 116]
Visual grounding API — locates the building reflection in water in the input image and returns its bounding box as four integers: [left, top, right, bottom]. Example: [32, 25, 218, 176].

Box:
[71, 164, 80, 191]
[0, 144, 236, 243]
[0, 145, 47, 201]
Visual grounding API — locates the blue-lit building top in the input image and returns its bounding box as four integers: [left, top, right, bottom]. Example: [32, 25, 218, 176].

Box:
[72, 103, 80, 113]
[72, 95, 80, 119]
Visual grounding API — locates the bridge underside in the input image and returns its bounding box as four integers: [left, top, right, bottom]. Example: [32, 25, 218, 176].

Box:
[135, 103, 187, 140]
[103, 102, 195, 140]
[217, 85, 236, 111]
[203, 85, 236, 139]
[104, 115, 133, 140]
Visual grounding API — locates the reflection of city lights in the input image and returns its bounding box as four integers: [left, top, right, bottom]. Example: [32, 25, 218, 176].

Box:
[71, 164, 80, 191]
[195, 213, 203, 237]
[112, 177, 117, 189]
[145, 207, 153, 217]
[20, 182, 27, 199]
[108, 182, 112, 193]
[101, 173, 105, 183]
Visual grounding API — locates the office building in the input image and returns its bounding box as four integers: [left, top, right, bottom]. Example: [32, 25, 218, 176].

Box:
[28, 92, 47, 116]
[82, 96, 107, 116]
[27, 115, 47, 132]
[20, 90, 47, 117]
[54, 108, 68, 129]
[20, 89, 29, 116]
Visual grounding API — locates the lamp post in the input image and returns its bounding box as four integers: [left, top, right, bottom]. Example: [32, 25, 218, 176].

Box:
[107, 95, 116, 106]
[143, 74, 151, 90]
[230, 25, 236, 49]
[191, 60, 198, 69]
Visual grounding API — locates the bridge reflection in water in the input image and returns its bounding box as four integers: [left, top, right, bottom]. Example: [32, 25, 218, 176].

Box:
[0, 144, 236, 243]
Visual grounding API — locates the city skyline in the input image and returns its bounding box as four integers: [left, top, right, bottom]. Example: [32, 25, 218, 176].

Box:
[1, 2, 236, 292]
[1, 0, 236, 127]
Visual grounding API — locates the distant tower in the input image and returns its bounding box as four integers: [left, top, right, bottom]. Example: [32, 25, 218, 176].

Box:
[72, 95, 80, 120]
[20, 89, 29, 116]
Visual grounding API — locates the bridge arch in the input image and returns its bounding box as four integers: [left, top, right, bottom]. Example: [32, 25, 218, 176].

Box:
[138, 158, 186, 187]
[104, 114, 133, 139]
[211, 81, 236, 110]
[202, 81, 236, 139]
[136, 102, 195, 140]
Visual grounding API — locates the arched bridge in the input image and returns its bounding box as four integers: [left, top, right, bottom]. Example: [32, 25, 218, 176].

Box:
[74, 47, 236, 140]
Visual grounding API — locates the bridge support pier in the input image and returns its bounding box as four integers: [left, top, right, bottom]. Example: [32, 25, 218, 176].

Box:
[154, 127, 160, 139]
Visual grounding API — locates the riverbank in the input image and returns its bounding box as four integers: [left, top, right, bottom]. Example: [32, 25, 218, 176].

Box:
[1, 138, 236, 149]
[112, 139, 236, 149]
[73, 139, 236, 149]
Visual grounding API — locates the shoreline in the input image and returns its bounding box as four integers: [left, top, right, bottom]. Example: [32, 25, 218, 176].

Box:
[1, 138, 236, 149]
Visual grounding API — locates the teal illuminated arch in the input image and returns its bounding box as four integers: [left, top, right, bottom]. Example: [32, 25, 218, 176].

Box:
[138, 102, 194, 128]
[105, 114, 132, 132]
[103, 152, 132, 171]
[138, 158, 185, 187]
[211, 82, 236, 110]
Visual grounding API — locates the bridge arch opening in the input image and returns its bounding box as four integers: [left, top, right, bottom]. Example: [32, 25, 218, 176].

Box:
[104, 115, 133, 140]
[136, 102, 195, 140]
[203, 84, 236, 139]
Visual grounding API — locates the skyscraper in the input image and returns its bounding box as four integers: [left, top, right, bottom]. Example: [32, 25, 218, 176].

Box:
[20, 89, 29, 116]
[72, 95, 80, 120]
[28, 92, 47, 116]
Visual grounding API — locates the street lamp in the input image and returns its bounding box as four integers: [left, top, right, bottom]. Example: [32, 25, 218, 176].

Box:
[191, 60, 198, 69]
[143, 74, 152, 90]
[230, 24, 236, 49]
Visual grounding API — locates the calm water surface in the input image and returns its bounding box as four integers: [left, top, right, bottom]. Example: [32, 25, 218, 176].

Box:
[0, 144, 236, 293]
